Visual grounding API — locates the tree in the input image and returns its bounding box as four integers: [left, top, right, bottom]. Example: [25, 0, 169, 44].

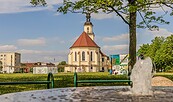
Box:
[138, 43, 150, 55]
[138, 35, 173, 72]
[30, 0, 173, 74]
[147, 36, 165, 60]
[58, 61, 66, 72]
[154, 35, 173, 71]
[138, 36, 165, 71]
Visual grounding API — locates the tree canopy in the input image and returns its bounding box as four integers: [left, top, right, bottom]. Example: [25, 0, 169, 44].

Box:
[58, 61, 66, 72]
[31, 0, 173, 29]
[138, 35, 173, 72]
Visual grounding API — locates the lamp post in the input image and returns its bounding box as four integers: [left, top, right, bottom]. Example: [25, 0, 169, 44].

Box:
[109, 55, 113, 74]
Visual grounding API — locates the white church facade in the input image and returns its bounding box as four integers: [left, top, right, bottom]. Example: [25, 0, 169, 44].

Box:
[65, 13, 110, 72]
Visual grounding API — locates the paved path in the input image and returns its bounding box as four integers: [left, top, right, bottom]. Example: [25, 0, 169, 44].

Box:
[1, 86, 173, 102]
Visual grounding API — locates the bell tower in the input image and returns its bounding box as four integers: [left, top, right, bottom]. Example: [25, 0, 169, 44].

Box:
[84, 13, 95, 40]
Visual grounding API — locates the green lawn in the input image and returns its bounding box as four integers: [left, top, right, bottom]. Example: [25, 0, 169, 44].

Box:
[0, 72, 173, 95]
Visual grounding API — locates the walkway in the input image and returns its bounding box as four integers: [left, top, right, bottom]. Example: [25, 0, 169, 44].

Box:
[1, 86, 173, 102]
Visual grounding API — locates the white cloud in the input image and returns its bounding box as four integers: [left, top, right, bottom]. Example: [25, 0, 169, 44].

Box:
[147, 28, 173, 37]
[102, 44, 128, 55]
[0, 45, 17, 51]
[91, 13, 116, 20]
[0, 0, 62, 14]
[17, 49, 68, 62]
[18, 49, 42, 54]
[101, 44, 141, 55]
[150, 4, 172, 12]
[102, 34, 128, 42]
[17, 37, 46, 46]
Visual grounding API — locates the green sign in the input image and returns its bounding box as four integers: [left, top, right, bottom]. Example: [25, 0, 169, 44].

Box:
[110, 55, 120, 65]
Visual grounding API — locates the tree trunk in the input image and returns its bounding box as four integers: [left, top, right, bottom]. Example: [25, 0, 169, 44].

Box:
[128, 11, 137, 76]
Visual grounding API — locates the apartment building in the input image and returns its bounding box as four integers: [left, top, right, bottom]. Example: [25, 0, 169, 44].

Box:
[0, 52, 21, 73]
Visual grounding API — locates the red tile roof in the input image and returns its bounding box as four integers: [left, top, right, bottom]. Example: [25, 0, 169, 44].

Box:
[70, 31, 100, 48]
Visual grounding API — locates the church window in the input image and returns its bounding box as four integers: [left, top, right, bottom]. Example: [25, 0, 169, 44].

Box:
[102, 58, 104, 62]
[87, 27, 89, 33]
[82, 51, 85, 61]
[102, 67, 104, 71]
[90, 52, 93, 61]
[75, 52, 77, 61]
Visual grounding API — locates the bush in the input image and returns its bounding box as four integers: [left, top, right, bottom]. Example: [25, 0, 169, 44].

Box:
[165, 66, 172, 72]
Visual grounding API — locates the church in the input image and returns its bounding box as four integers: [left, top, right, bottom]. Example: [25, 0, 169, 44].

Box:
[65, 13, 110, 72]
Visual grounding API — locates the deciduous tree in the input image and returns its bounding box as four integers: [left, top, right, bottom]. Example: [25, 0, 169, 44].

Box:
[138, 35, 173, 72]
[58, 61, 66, 72]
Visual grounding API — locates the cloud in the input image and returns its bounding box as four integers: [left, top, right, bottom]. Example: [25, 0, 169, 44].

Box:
[17, 49, 68, 63]
[147, 28, 173, 37]
[102, 34, 128, 42]
[17, 37, 46, 46]
[49, 37, 65, 44]
[0, 0, 62, 14]
[102, 44, 128, 55]
[101, 44, 142, 55]
[150, 4, 172, 12]
[91, 13, 116, 20]
[18, 49, 42, 54]
[0, 45, 17, 51]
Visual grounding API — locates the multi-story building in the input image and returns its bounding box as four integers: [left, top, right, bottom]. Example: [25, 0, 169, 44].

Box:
[0, 52, 21, 73]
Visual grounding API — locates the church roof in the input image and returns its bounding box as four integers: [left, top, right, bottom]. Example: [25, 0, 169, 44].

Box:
[70, 31, 100, 48]
[84, 21, 93, 26]
[100, 50, 108, 58]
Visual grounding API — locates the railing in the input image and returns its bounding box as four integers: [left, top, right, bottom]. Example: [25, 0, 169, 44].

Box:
[74, 72, 132, 87]
[0, 72, 54, 89]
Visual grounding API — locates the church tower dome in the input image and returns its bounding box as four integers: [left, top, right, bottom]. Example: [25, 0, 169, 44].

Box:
[84, 13, 95, 40]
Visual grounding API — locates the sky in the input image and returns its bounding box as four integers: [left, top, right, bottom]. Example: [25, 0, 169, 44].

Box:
[0, 0, 173, 63]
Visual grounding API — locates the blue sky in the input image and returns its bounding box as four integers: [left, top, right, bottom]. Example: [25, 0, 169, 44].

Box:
[0, 0, 173, 63]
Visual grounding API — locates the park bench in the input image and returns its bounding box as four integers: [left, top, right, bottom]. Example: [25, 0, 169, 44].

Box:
[0, 73, 54, 89]
[74, 72, 132, 87]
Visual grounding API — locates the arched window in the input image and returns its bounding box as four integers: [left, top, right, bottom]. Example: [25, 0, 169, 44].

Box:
[87, 27, 89, 33]
[90, 52, 93, 61]
[82, 51, 85, 61]
[75, 52, 77, 61]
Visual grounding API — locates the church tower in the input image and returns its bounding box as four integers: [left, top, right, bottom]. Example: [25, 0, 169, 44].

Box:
[65, 13, 109, 73]
[84, 13, 95, 40]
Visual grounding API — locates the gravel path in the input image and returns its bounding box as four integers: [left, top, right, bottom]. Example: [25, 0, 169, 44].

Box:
[152, 76, 173, 86]
[1, 86, 173, 102]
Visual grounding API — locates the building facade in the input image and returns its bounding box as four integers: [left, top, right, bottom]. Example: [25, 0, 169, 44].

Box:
[21, 62, 57, 74]
[32, 62, 57, 74]
[65, 13, 110, 72]
[0, 52, 21, 73]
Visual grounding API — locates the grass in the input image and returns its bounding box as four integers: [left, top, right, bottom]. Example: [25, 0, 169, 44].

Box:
[0, 72, 173, 95]
[0, 72, 129, 95]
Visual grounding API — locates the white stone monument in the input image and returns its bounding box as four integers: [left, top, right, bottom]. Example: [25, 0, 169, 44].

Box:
[130, 57, 153, 95]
